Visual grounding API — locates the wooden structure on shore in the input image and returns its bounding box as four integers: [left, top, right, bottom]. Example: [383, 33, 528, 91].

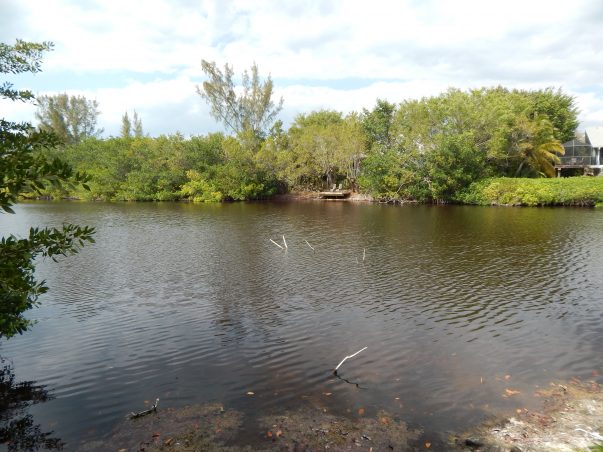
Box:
[319, 184, 352, 199]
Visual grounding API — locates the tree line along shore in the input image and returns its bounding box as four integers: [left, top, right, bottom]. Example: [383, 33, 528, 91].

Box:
[11, 53, 602, 207]
[38, 85, 603, 207]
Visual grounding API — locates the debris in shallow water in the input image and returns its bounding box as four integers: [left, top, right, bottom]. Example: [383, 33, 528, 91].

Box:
[128, 398, 159, 419]
[333, 346, 367, 373]
[269, 239, 284, 249]
[503, 388, 520, 397]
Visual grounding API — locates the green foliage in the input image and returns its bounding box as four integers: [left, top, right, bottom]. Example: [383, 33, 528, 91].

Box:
[526, 87, 579, 143]
[1, 40, 95, 339]
[285, 110, 366, 190]
[0, 40, 53, 102]
[197, 60, 283, 141]
[457, 177, 603, 207]
[120, 112, 131, 138]
[47, 132, 279, 203]
[362, 99, 395, 148]
[35, 93, 103, 144]
[1, 224, 95, 337]
[360, 87, 576, 203]
[132, 110, 143, 138]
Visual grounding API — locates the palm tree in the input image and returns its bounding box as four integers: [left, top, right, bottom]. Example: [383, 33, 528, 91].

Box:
[511, 115, 565, 177]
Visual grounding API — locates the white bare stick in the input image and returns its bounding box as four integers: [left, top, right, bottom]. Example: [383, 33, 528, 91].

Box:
[270, 239, 284, 249]
[304, 240, 315, 251]
[282, 235, 288, 249]
[363, 248, 366, 262]
[334, 346, 368, 372]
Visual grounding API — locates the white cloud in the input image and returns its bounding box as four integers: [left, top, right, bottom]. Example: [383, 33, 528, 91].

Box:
[3, 0, 603, 134]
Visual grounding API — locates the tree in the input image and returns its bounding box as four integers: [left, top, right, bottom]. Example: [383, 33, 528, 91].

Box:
[511, 115, 565, 177]
[120, 112, 131, 138]
[288, 110, 343, 188]
[362, 99, 396, 148]
[0, 40, 95, 339]
[35, 93, 102, 144]
[336, 113, 367, 191]
[524, 87, 578, 143]
[120, 110, 143, 138]
[132, 110, 143, 137]
[197, 60, 283, 141]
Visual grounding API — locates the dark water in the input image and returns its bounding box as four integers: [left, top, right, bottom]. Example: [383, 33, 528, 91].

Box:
[1, 201, 603, 449]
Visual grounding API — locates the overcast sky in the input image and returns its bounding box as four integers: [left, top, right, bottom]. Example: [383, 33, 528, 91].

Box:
[2, 0, 603, 137]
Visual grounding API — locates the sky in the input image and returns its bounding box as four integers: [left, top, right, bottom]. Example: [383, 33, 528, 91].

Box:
[2, 0, 603, 137]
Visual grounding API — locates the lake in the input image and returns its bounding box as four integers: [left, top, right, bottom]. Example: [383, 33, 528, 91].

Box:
[1, 201, 603, 449]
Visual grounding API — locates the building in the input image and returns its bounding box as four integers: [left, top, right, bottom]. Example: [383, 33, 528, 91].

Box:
[557, 127, 603, 176]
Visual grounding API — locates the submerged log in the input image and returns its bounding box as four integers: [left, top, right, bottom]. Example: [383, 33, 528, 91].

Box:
[128, 398, 159, 419]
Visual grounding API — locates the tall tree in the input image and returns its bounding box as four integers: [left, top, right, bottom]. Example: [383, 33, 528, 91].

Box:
[362, 99, 396, 148]
[197, 60, 283, 141]
[120, 111, 131, 138]
[288, 110, 343, 188]
[35, 93, 102, 144]
[336, 113, 367, 192]
[0, 40, 95, 339]
[132, 110, 143, 137]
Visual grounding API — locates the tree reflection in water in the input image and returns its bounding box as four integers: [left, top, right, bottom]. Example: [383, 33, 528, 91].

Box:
[0, 357, 63, 451]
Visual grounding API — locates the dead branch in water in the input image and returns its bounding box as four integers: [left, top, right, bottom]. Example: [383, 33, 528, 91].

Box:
[282, 235, 288, 249]
[128, 398, 159, 419]
[305, 240, 315, 251]
[270, 239, 284, 249]
[333, 347, 367, 374]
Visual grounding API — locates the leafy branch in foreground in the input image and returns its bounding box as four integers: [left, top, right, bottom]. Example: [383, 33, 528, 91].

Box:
[1, 39, 95, 339]
[0, 225, 95, 338]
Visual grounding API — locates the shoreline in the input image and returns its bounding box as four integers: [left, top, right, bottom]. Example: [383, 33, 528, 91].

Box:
[78, 379, 603, 451]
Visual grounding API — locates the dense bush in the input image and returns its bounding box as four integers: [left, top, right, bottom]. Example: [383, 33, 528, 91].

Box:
[34, 87, 581, 204]
[456, 177, 603, 206]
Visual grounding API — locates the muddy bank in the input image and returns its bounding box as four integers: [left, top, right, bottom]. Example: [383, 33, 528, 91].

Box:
[79, 404, 423, 451]
[78, 380, 603, 451]
[453, 380, 603, 451]
[78, 403, 244, 452]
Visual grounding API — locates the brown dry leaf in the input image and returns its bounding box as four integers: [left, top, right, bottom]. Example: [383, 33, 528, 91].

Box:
[395, 397, 400, 400]
[505, 389, 521, 396]
[425, 442, 431, 448]
[144, 400, 150, 404]
[267, 431, 273, 438]
[358, 408, 365, 415]
[516, 409, 522, 413]
[276, 430, 283, 437]
[592, 370, 600, 377]
[379, 416, 389, 425]
[246, 391, 255, 396]
[505, 375, 511, 380]
[480, 377, 483, 384]
[323, 392, 332, 396]
[118, 449, 127, 452]
[164, 438, 173, 446]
